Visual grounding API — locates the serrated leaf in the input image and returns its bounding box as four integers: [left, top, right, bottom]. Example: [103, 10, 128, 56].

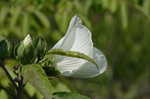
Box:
[53, 92, 90, 99]
[22, 64, 54, 99]
[47, 49, 98, 69]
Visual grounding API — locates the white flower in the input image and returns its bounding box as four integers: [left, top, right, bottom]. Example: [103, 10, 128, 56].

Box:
[52, 16, 107, 78]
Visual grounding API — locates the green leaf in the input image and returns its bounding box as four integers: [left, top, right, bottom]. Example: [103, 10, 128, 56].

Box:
[0, 7, 9, 25]
[34, 10, 50, 28]
[143, 0, 150, 15]
[10, 7, 21, 27]
[101, 0, 109, 9]
[109, 0, 117, 13]
[47, 49, 98, 69]
[0, 38, 11, 59]
[33, 37, 48, 60]
[22, 12, 29, 35]
[52, 92, 90, 99]
[22, 64, 54, 99]
[120, 1, 128, 29]
[0, 90, 9, 99]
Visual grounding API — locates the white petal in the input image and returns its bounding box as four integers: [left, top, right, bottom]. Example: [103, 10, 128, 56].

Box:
[67, 47, 107, 78]
[52, 16, 81, 50]
[52, 37, 64, 49]
[52, 16, 93, 57]
[56, 57, 86, 76]
[67, 16, 82, 34]
[70, 24, 93, 57]
[93, 47, 107, 74]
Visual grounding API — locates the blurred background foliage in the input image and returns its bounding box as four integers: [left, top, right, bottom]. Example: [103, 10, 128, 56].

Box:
[0, 0, 150, 99]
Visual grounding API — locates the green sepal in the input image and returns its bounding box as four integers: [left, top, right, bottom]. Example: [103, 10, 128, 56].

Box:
[33, 36, 48, 61]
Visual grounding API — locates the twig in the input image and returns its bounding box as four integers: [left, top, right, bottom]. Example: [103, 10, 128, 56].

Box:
[16, 76, 23, 99]
[13, 64, 24, 99]
[0, 61, 24, 99]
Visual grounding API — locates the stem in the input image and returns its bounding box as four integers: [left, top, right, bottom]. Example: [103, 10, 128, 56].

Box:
[14, 64, 24, 99]
[16, 76, 23, 99]
[0, 61, 24, 99]
[0, 61, 18, 89]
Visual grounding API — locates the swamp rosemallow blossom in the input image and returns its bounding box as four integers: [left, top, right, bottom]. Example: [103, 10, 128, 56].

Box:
[52, 16, 107, 78]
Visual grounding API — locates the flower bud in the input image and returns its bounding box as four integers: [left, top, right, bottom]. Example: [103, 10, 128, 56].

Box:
[16, 34, 36, 64]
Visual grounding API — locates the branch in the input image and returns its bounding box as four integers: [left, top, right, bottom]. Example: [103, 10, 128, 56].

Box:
[0, 61, 18, 89]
